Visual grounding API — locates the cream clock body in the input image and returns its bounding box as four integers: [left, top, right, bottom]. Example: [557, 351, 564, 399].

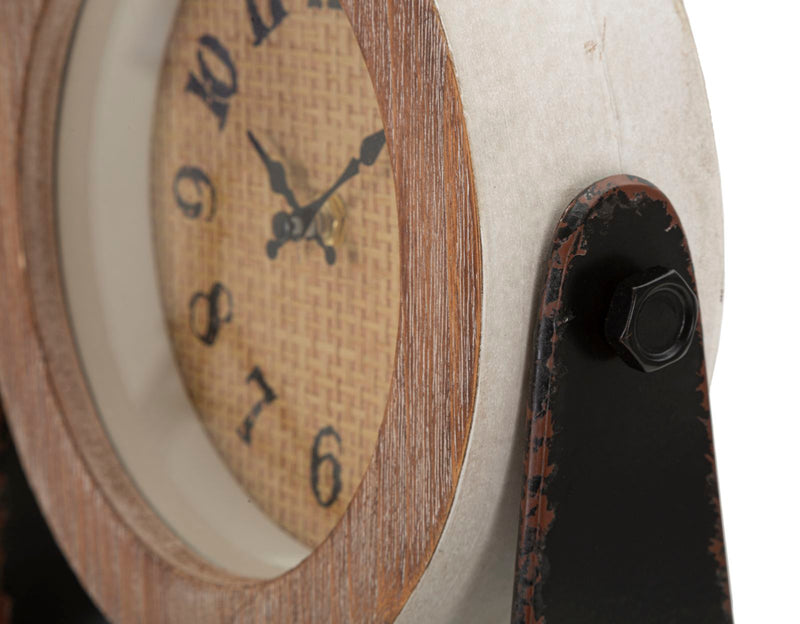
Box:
[0, 1, 721, 621]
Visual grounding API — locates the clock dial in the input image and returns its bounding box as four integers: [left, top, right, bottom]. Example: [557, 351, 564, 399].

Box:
[151, 0, 400, 546]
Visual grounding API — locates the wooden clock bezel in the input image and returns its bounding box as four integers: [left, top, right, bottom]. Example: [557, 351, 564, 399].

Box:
[0, 1, 481, 621]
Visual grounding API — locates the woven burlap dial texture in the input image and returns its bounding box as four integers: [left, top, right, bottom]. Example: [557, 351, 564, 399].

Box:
[151, 0, 400, 547]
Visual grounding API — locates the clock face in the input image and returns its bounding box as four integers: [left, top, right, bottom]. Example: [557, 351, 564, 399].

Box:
[151, 0, 399, 546]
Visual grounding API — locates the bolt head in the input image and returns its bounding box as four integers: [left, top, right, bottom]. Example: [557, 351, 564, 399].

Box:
[605, 267, 698, 373]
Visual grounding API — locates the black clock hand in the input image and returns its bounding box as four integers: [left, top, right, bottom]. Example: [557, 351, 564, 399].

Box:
[247, 131, 300, 212]
[289, 130, 386, 240]
[311, 130, 386, 210]
[259, 129, 386, 265]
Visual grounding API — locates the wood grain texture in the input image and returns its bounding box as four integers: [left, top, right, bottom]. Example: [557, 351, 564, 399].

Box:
[0, 0, 481, 622]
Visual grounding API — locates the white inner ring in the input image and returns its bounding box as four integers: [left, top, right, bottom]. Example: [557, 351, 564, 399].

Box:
[57, 0, 309, 578]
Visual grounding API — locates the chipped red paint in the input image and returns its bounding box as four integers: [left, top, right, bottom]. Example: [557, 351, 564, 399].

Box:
[695, 359, 733, 618]
[511, 176, 731, 623]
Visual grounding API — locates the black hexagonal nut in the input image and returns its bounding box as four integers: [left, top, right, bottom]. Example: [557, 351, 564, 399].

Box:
[605, 267, 699, 373]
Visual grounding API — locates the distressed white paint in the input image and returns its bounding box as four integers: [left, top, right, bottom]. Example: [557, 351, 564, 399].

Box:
[398, 1, 723, 621]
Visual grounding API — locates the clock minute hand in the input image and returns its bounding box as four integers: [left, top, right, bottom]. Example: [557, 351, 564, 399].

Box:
[312, 130, 386, 209]
[289, 130, 386, 266]
[247, 130, 300, 212]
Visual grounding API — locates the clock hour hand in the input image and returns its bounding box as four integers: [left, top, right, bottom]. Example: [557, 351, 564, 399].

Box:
[248, 131, 309, 259]
[247, 131, 301, 212]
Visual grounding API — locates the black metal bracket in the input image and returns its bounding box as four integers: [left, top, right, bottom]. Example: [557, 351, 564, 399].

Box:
[512, 176, 731, 623]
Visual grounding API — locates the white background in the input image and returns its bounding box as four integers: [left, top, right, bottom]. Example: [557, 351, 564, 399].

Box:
[684, 3, 799, 622]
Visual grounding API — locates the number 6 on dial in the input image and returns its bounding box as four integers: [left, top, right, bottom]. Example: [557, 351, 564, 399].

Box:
[310, 427, 343, 508]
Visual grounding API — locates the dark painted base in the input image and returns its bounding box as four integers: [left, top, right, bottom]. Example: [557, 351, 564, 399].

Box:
[512, 176, 731, 624]
[0, 409, 107, 624]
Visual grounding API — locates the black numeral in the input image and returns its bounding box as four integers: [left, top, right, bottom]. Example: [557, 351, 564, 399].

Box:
[189, 283, 233, 346]
[247, 0, 288, 46]
[310, 427, 342, 507]
[237, 367, 277, 444]
[173, 166, 216, 220]
[308, 0, 342, 8]
[185, 35, 238, 129]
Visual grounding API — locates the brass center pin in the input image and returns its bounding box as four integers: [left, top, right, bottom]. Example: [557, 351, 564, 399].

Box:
[313, 194, 347, 248]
